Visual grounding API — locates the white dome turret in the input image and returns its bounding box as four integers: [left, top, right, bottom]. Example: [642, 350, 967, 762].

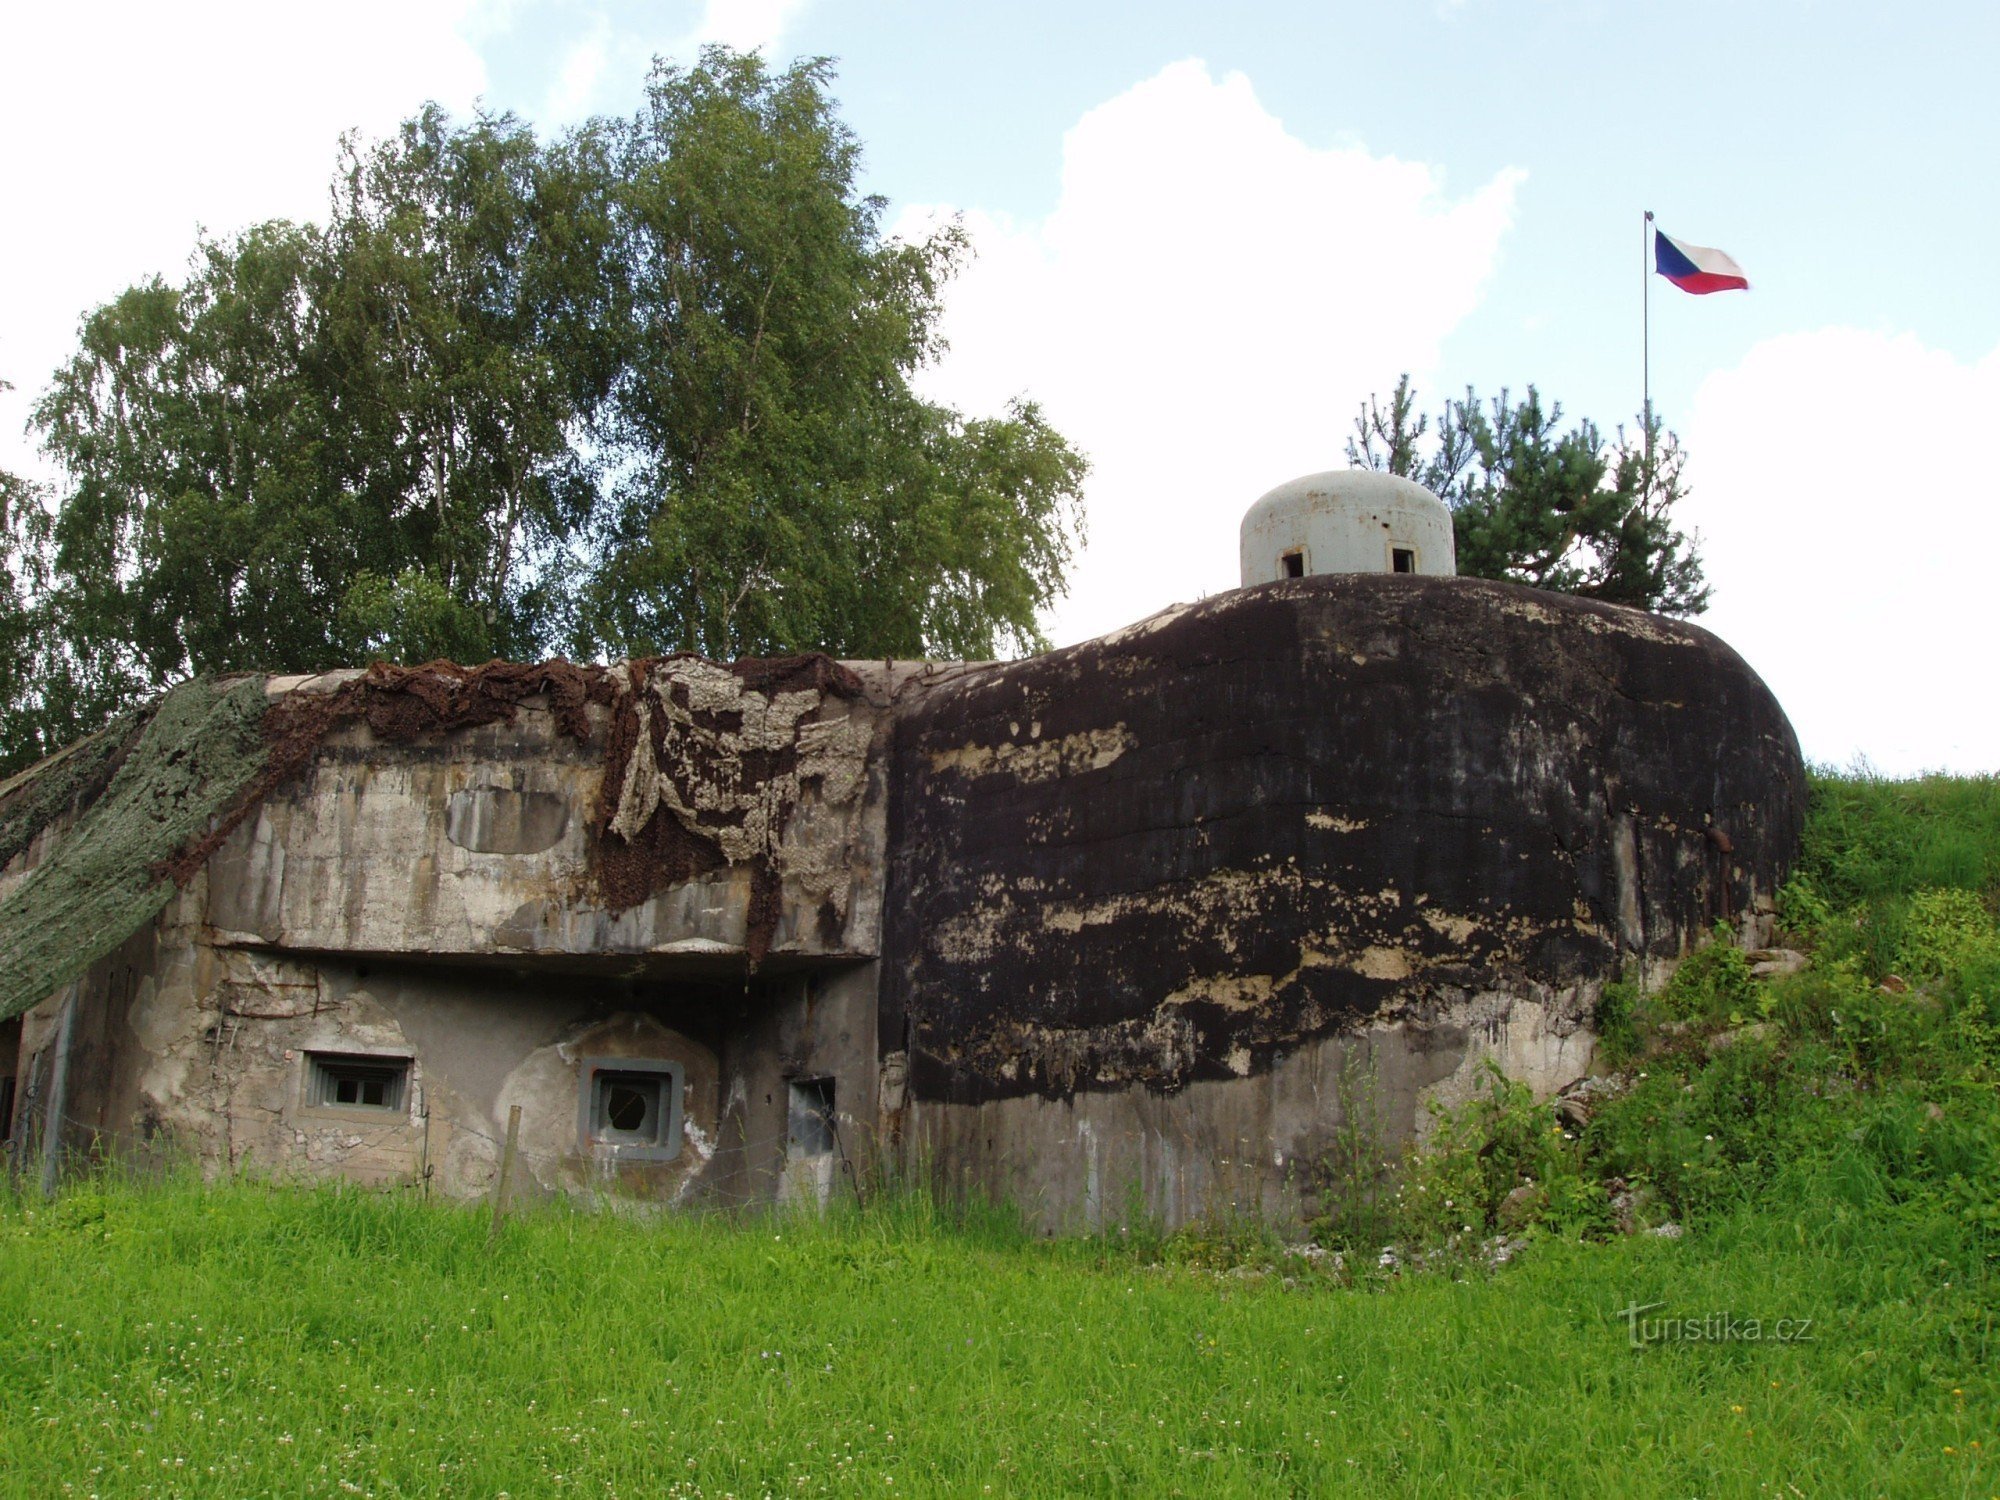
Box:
[1239, 470, 1456, 587]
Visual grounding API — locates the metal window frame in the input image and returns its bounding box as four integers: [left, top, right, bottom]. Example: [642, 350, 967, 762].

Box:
[300, 1050, 412, 1117]
[578, 1056, 684, 1163]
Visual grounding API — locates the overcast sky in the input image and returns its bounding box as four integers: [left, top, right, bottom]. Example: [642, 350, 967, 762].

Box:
[2, 0, 1994, 774]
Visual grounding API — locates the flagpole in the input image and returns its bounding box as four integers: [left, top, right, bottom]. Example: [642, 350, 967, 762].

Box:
[1643, 209, 1655, 474]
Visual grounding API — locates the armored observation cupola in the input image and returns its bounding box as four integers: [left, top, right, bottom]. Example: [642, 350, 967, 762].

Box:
[1239, 469, 1456, 587]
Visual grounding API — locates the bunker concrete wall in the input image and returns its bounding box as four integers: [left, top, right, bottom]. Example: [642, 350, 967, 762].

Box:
[212, 658, 912, 967]
[19, 872, 878, 1207]
[882, 574, 1804, 1229]
[4, 661, 905, 1208]
[4, 584, 1806, 1228]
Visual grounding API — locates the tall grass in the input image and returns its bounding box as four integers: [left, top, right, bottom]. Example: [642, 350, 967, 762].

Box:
[0, 1169, 1992, 1497]
[1796, 767, 2000, 907]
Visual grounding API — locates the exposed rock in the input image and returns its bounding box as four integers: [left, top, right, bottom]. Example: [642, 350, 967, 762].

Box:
[1608, 1177, 1654, 1234]
[1497, 1183, 1545, 1230]
[1749, 948, 1809, 978]
[1710, 1021, 1776, 1052]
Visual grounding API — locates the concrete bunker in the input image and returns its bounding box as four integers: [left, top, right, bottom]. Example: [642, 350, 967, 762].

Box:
[1239, 469, 1458, 585]
[0, 475, 1806, 1231]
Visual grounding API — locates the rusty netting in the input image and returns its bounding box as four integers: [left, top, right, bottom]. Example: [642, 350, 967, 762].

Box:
[2, 651, 861, 998]
[162, 659, 619, 886]
[589, 653, 864, 964]
[589, 657, 729, 915]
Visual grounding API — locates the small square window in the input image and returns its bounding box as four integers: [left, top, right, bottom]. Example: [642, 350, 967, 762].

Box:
[579, 1058, 683, 1161]
[1281, 550, 1306, 579]
[304, 1052, 410, 1113]
[1391, 547, 1416, 574]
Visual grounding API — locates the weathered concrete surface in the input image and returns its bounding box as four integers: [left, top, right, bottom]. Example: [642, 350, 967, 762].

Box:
[3, 581, 1804, 1226]
[32, 871, 873, 1206]
[882, 575, 1803, 1225]
[8, 658, 901, 1206]
[208, 658, 910, 967]
[1240, 470, 1457, 583]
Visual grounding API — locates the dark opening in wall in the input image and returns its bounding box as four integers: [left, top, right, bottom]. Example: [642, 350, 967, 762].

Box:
[579, 1057, 684, 1161]
[1281, 551, 1306, 579]
[305, 1052, 410, 1112]
[787, 1076, 836, 1158]
[1392, 547, 1416, 574]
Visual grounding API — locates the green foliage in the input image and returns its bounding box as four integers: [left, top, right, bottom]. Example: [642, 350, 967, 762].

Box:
[1796, 769, 2000, 909]
[571, 52, 1083, 661]
[6, 49, 1086, 777]
[337, 568, 497, 667]
[1392, 767, 2000, 1268]
[1158, 1213, 1287, 1272]
[1395, 1063, 1609, 1246]
[1897, 887, 1997, 981]
[1592, 978, 1643, 1068]
[1657, 932, 1762, 1025]
[1307, 1047, 1402, 1253]
[1348, 373, 1708, 615]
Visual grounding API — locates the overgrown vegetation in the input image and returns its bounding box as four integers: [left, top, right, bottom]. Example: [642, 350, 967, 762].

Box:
[1300, 769, 2000, 1268]
[1, 769, 1994, 1492]
[0, 48, 1087, 779]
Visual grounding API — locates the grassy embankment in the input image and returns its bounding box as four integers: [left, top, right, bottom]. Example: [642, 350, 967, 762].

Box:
[1, 772, 1996, 1497]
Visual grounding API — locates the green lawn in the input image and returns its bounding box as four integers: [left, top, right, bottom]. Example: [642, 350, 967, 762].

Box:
[0, 1173, 1991, 1498]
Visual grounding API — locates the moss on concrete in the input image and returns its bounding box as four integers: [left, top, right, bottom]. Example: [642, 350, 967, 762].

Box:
[0, 677, 269, 1022]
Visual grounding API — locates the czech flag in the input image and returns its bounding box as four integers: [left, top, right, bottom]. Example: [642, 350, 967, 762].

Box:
[1654, 228, 1749, 294]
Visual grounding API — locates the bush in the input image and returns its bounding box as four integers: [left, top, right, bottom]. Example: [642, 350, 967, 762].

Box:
[1394, 1063, 1608, 1247]
[1896, 887, 1998, 981]
[1657, 931, 1761, 1026]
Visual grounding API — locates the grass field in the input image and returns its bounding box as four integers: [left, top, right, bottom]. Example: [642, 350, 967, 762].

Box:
[0, 1173, 1991, 1498]
[1, 769, 1996, 1498]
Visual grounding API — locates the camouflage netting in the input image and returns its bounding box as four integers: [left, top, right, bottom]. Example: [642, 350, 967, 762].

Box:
[0, 677, 271, 1023]
[0, 653, 868, 1020]
[0, 708, 146, 874]
[591, 654, 866, 956]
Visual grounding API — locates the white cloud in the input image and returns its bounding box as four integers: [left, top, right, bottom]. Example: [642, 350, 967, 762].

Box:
[541, 12, 615, 124]
[897, 61, 1524, 645]
[517, 0, 817, 128]
[690, 0, 810, 54]
[1682, 329, 2000, 774]
[0, 0, 492, 471]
